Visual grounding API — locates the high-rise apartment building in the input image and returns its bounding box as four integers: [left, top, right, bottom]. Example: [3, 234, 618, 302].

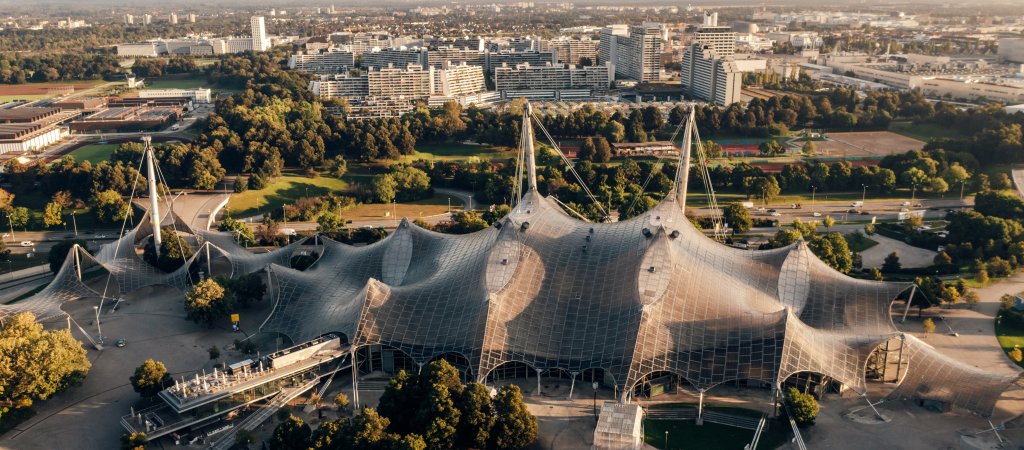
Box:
[599, 23, 665, 82]
[124, 14, 134, 25]
[680, 43, 741, 106]
[288, 49, 356, 73]
[362, 48, 428, 70]
[543, 37, 599, 66]
[309, 63, 486, 101]
[251, 16, 270, 52]
[143, 14, 152, 25]
[188, 13, 197, 23]
[169, 13, 177, 24]
[693, 12, 736, 58]
[493, 62, 612, 100]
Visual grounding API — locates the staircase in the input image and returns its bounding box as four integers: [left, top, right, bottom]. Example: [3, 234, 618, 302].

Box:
[210, 377, 321, 450]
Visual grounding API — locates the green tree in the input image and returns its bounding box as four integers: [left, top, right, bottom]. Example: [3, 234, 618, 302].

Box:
[593, 136, 612, 163]
[5, 206, 29, 230]
[489, 385, 538, 450]
[577, 137, 595, 162]
[784, 387, 819, 426]
[218, 216, 256, 247]
[120, 432, 147, 450]
[439, 211, 488, 234]
[723, 203, 752, 233]
[42, 202, 63, 229]
[456, 383, 495, 449]
[602, 121, 625, 143]
[743, 176, 781, 203]
[143, 226, 194, 272]
[47, 239, 87, 274]
[0, 188, 13, 210]
[0, 312, 90, 411]
[1010, 347, 1023, 363]
[759, 140, 784, 156]
[809, 232, 853, 273]
[964, 290, 981, 309]
[334, 392, 350, 411]
[217, 273, 266, 308]
[822, 215, 835, 230]
[92, 190, 131, 223]
[882, 252, 902, 272]
[372, 173, 399, 203]
[801, 140, 817, 156]
[922, 318, 936, 335]
[129, 359, 172, 398]
[184, 278, 232, 327]
[269, 414, 311, 450]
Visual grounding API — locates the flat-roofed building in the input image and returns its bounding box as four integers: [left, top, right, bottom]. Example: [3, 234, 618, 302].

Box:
[681, 43, 741, 106]
[494, 62, 612, 100]
[0, 107, 68, 154]
[693, 12, 736, 58]
[485, 50, 556, 74]
[288, 49, 356, 73]
[362, 48, 428, 70]
[427, 47, 485, 68]
[117, 42, 160, 57]
[599, 23, 665, 82]
[543, 36, 599, 66]
[139, 88, 213, 104]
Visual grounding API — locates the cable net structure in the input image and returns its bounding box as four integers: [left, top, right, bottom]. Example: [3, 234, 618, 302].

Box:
[259, 104, 1022, 418]
[0, 207, 301, 327]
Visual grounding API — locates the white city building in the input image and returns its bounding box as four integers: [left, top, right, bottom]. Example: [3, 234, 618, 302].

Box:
[139, 88, 213, 104]
[493, 62, 613, 100]
[681, 43, 742, 106]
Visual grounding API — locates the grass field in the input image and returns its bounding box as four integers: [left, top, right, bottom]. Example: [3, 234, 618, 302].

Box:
[405, 143, 513, 162]
[845, 232, 879, 252]
[0, 93, 52, 103]
[342, 195, 464, 221]
[889, 121, 959, 141]
[69, 144, 119, 164]
[143, 75, 211, 90]
[229, 175, 349, 218]
[642, 404, 790, 450]
[995, 314, 1024, 369]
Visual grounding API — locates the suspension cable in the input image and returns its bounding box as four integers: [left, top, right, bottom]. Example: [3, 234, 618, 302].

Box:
[529, 112, 608, 217]
[623, 109, 690, 219]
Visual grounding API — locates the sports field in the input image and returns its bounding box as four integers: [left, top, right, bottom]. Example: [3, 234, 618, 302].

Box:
[813, 131, 925, 158]
[69, 144, 119, 163]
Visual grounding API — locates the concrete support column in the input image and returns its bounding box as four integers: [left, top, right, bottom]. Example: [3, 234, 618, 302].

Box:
[535, 368, 542, 396]
[350, 347, 360, 409]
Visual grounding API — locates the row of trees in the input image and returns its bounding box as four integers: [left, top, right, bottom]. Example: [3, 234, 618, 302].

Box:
[0, 53, 122, 83]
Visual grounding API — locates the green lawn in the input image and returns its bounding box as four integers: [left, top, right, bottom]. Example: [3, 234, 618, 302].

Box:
[889, 121, 958, 141]
[845, 232, 879, 253]
[69, 143, 119, 164]
[405, 143, 512, 162]
[343, 195, 464, 221]
[995, 315, 1024, 369]
[228, 175, 349, 218]
[643, 417, 791, 450]
[143, 75, 211, 90]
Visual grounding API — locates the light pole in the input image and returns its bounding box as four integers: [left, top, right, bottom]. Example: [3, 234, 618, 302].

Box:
[664, 430, 669, 450]
[93, 305, 103, 344]
[811, 186, 817, 213]
[861, 184, 868, 212]
[960, 180, 966, 201]
[72, 211, 78, 237]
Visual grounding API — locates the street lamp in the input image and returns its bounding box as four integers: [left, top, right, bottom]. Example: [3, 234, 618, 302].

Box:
[664, 430, 669, 450]
[861, 184, 868, 212]
[93, 305, 103, 344]
[811, 186, 817, 214]
[592, 381, 599, 420]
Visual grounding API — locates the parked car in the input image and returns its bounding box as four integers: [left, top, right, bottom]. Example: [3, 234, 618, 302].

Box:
[20, 241, 33, 247]
[115, 338, 126, 348]
[812, 212, 822, 217]
[770, 212, 782, 217]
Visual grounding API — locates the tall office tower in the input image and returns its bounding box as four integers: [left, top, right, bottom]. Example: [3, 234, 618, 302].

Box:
[188, 13, 197, 23]
[251, 16, 270, 51]
[124, 14, 134, 25]
[169, 13, 178, 24]
[694, 11, 736, 57]
[143, 14, 152, 25]
[680, 43, 741, 106]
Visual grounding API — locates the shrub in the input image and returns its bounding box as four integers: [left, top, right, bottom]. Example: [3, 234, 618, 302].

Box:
[784, 387, 819, 426]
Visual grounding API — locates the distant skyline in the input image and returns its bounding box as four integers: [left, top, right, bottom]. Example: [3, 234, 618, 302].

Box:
[2, 0, 1024, 8]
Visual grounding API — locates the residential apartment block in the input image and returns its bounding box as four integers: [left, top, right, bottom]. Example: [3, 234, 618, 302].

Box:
[599, 23, 665, 82]
[681, 43, 741, 106]
[493, 62, 613, 100]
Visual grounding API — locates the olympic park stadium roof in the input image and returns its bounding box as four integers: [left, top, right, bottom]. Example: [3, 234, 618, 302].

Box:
[0, 106, 1020, 418]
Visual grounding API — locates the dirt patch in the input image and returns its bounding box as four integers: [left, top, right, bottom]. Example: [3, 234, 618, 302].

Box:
[0, 83, 95, 96]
